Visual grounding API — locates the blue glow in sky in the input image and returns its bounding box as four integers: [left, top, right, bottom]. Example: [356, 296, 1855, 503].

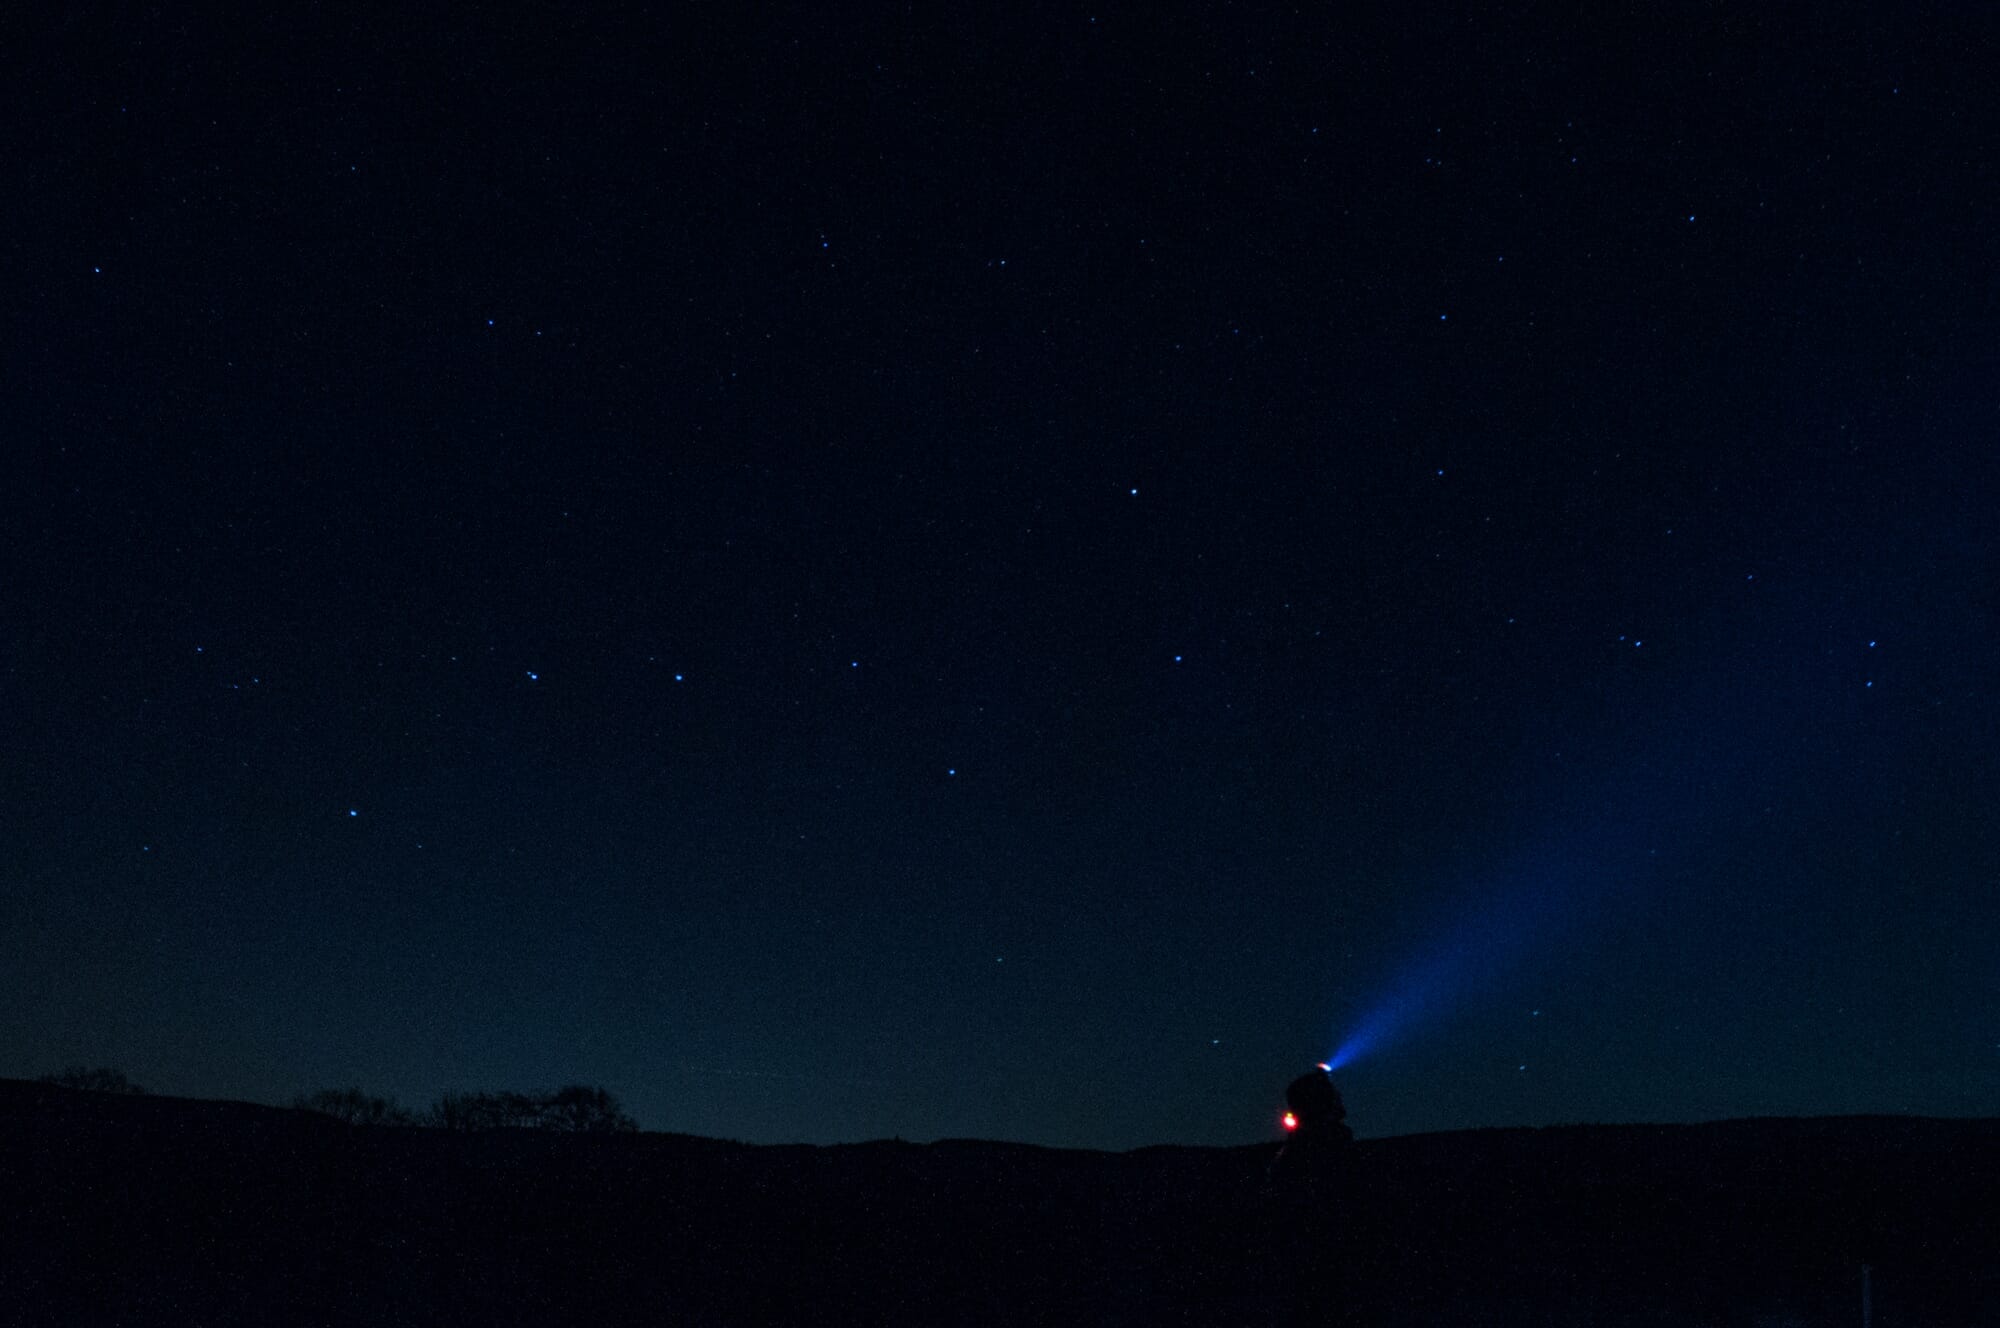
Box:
[1325, 829, 1658, 1072]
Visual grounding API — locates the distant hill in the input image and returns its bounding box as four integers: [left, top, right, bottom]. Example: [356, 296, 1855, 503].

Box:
[2, 1076, 1993, 1326]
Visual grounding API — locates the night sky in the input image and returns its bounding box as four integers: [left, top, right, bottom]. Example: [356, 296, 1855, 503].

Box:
[7, 4, 1996, 1150]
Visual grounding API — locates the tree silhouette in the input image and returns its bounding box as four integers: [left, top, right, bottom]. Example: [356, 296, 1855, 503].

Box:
[489, 1090, 545, 1129]
[423, 1090, 487, 1132]
[540, 1084, 639, 1133]
[37, 1066, 147, 1095]
[423, 1085, 637, 1132]
[291, 1087, 416, 1126]
[424, 1089, 545, 1131]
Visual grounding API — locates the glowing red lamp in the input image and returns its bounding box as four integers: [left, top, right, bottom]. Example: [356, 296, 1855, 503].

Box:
[1281, 1110, 1299, 1132]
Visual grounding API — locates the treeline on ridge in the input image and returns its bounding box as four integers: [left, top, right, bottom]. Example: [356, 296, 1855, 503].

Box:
[296, 1084, 638, 1132]
[36, 1066, 636, 1133]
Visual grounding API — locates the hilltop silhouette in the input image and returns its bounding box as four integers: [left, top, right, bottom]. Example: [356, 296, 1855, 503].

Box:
[2, 1076, 1994, 1326]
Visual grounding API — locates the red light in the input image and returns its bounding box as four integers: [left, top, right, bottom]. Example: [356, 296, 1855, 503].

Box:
[1281, 1111, 1298, 1132]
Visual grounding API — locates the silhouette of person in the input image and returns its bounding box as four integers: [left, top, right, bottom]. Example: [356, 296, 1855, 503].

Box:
[1288, 1068, 1352, 1142]
[1271, 1065, 1353, 1186]
[1265, 1066, 1356, 1325]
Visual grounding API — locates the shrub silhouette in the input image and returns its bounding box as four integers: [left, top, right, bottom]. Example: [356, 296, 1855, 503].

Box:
[425, 1091, 486, 1131]
[37, 1066, 147, 1095]
[493, 1090, 545, 1128]
[464, 1090, 544, 1130]
[540, 1083, 639, 1133]
[291, 1087, 417, 1126]
[425, 1085, 637, 1132]
[425, 1089, 550, 1131]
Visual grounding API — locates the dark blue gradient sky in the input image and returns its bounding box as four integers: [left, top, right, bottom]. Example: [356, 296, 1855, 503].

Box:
[6, 3, 1996, 1147]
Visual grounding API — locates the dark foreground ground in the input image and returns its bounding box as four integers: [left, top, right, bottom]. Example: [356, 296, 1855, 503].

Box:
[2, 1078, 1994, 1326]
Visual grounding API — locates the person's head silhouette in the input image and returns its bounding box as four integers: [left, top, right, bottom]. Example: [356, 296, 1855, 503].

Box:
[1283, 1066, 1351, 1144]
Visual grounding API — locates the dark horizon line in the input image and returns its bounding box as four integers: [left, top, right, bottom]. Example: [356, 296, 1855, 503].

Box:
[11, 1075, 1992, 1154]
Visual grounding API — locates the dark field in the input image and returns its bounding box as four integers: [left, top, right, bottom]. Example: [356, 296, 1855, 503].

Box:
[3, 1078, 1993, 1325]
